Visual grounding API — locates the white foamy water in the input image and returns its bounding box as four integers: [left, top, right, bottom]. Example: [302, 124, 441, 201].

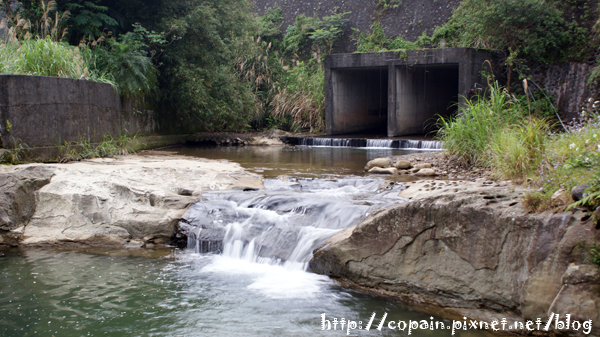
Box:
[179, 177, 408, 299]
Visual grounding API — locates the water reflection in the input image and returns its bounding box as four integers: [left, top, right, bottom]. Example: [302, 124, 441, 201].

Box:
[0, 249, 494, 337]
[167, 146, 423, 179]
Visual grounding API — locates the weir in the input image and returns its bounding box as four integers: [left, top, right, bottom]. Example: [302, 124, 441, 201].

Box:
[282, 136, 443, 150]
[325, 48, 495, 137]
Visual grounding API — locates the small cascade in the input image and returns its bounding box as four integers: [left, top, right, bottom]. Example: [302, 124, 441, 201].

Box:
[365, 139, 394, 148]
[299, 138, 354, 147]
[177, 178, 407, 270]
[287, 136, 443, 150]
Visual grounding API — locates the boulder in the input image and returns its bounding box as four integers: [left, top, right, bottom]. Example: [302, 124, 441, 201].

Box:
[0, 166, 55, 246]
[572, 184, 591, 202]
[364, 157, 392, 171]
[414, 168, 437, 176]
[368, 167, 398, 175]
[395, 160, 411, 169]
[310, 186, 599, 335]
[414, 163, 433, 169]
[2, 155, 263, 248]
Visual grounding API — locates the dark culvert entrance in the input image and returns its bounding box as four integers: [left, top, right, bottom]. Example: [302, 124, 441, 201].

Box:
[329, 67, 388, 136]
[392, 64, 459, 136]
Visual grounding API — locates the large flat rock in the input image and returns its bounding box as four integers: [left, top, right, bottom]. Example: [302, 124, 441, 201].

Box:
[309, 184, 599, 335]
[0, 154, 263, 248]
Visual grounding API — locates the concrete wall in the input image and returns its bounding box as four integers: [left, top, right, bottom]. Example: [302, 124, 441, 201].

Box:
[0, 75, 156, 149]
[325, 48, 494, 136]
[252, 0, 460, 53]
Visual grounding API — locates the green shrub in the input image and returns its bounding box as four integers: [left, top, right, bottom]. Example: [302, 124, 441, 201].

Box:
[90, 32, 157, 96]
[283, 11, 349, 56]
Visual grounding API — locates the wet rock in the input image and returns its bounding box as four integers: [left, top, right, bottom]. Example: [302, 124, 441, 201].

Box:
[414, 163, 432, 169]
[572, 184, 591, 202]
[368, 167, 398, 175]
[414, 168, 437, 176]
[395, 160, 411, 169]
[364, 157, 392, 171]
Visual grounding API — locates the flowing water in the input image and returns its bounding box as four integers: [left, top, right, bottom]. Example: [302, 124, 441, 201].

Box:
[0, 146, 493, 337]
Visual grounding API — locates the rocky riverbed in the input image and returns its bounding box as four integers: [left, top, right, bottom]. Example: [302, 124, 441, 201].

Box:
[0, 154, 263, 248]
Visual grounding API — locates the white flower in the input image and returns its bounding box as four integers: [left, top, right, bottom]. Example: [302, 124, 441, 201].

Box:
[598, 144, 600, 151]
[594, 134, 598, 138]
[586, 139, 590, 144]
[569, 143, 576, 149]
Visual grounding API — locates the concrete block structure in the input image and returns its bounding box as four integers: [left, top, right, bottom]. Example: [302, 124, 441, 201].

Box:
[325, 48, 495, 136]
[0, 75, 156, 149]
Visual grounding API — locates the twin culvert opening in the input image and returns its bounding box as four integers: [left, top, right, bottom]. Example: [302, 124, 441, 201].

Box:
[325, 49, 493, 137]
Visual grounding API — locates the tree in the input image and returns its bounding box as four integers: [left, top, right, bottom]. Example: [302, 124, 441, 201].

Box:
[449, 0, 568, 89]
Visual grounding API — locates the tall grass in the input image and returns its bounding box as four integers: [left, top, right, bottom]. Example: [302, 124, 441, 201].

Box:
[490, 119, 548, 180]
[271, 60, 325, 132]
[0, 37, 115, 87]
[436, 82, 524, 166]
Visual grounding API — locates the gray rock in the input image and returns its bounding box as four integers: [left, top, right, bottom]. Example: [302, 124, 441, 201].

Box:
[368, 167, 398, 175]
[364, 157, 392, 171]
[0, 166, 55, 246]
[572, 184, 591, 201]
[395, 160, 411, 169]
[414, 168, 437, 176]
[309, 189, 599, 334]
[414, 163, 432, 169]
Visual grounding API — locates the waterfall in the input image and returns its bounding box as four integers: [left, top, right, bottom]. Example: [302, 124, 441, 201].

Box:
[178, 178, 407, 271]
[366, 139, 394, 148]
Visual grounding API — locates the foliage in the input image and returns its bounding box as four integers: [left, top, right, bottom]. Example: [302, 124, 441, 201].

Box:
[257, 7, 284, 50]
[489, 118, 548, 180]
[271, 60, 325, 132]
[1, 37, 86, 78]
[377, 0, 402, 12]
[587, 242, 600, 267]
[354, 22, 419, 53]
[57, 134, 136, 162]
[156, 0, 257, 132]
[90, 31, 156, 96]
[64, 1, 117, 41]
[436, 82, 527, 166]
[283, 11, 349, 56]
[0, 0, 71, 42]
[354, 22, 388, 53]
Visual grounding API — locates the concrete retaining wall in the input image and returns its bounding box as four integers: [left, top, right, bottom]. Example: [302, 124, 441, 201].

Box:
[0, 75, 156, 149]
[252, 0, 460, 53]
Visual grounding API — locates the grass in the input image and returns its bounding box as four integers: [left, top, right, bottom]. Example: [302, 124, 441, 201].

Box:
[57, 134, 136, 162]
[0, 37, 116, 87]
[436, 82, 526, 167]
[437, 82, 600, 213]
[271, 60, 325, 133]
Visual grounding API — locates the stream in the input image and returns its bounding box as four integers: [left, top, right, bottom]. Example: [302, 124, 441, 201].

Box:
[0, 146, 493, 336]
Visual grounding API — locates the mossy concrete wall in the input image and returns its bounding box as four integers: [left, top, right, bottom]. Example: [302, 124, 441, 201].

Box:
[0, 75, 156, 149]
[252, 0, 460, 53]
